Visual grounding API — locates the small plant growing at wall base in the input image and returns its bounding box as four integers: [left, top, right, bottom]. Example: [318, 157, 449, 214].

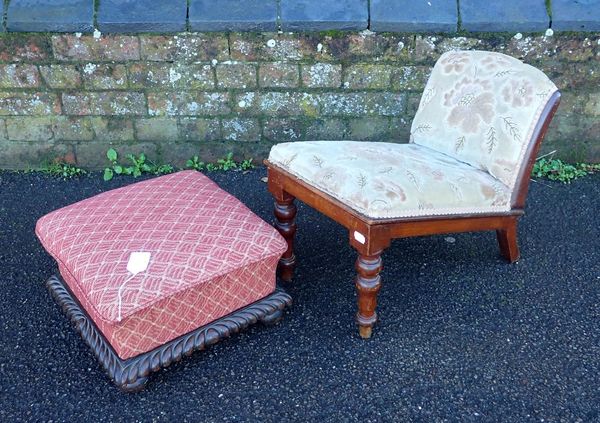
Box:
[104, 149, 173, 181]
[216, 152, 238, 171]
[43, 162, 87, 179]
[532, 157, 600, 183]
[193, 153, 255, 172]
[186, 156, 205, 171]
[240, 158, 255, 171]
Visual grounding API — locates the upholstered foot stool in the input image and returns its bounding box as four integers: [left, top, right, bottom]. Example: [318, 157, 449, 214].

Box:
[36, 170, 290, 392]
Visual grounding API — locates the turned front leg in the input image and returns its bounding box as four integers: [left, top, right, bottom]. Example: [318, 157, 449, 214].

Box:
[355, 252, 382, 339]
[274, 195, 297, 282]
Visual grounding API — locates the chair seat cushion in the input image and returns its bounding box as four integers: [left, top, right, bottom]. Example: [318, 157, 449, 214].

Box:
[268, 141, 511, 219]
[36, 170, 286, 359]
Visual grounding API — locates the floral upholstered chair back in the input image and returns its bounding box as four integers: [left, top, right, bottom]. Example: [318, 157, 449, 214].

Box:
[410, 50, 558, 190]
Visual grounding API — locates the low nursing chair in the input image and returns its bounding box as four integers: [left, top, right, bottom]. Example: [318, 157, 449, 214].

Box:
[265, 50, 561, 338]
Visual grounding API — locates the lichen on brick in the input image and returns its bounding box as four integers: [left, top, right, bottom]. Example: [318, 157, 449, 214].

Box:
[0, 92, 61, 116]
[216, 63, 257, 89]
[301, 63, 342, 88]
[148, 92, 231, 116]
[0, 64, 41, 89]
[222, 118, 261, 142]
[81, 64, 128, 89]
[140, 35, 229, 62]
[40, 65, 82, 89]
[129, 63, 214, 90]
[52, 35, 140, 61]
[62, 92, 145, 116]
[259, 63, 299, 88]
[344, 64, 394, 89]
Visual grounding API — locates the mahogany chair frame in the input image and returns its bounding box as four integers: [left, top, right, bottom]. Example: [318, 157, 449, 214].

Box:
[265, 91, 561, 339]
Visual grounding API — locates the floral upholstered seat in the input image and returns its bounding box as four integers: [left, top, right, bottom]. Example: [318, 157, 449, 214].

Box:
[268, 50, 558, 221]
[269, 141, 511, 219]
[265, 50, 561, 339]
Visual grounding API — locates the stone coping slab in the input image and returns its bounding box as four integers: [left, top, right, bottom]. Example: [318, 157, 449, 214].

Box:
[189, 0, 278, 32]
[8, 0, 598, 34]
[97, 0, 187, 33]
[460, 0, 549, 32]
[280, 0, 368, 31]
[370, 0, 457, 33]
[552, 0, 600, 32]
[7, 0, 93, 32]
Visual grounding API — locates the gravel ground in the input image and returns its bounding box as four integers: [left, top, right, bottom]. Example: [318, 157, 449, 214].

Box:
[0, 169, 598, 422]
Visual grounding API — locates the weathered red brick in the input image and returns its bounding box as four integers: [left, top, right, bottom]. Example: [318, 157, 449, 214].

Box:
[139, 35, 229, 62]
[147, 92, 231, 116]
[259, 63, 299, 88]
[221, 118, 261, 142]
[216, 63, 257, 89]
[263, 118, 304, 142]
[0, 35, 51, 62]
[321, 33, 413, 62]
[257, 92, 319, 116]
[390, 66, 432, 91]
[301, 63, 342, 88]
[347, 117, 391, 141]
[305, 118, 348, 140]
[52, 35, 140, 61]
[344, 64, 394, 89]
[81, 63, 128, 89]
[6, 117, 55, 141]
[5, 116, 93, 142]
[62, 92, 146, 116]
[0, 119, 7, 141]
[128, 63, 215, 89]
[230, 33, 316, 61]
[135, 118, 178, 141]
[55, 117, 95, 141]
[319, 92, 406, 116]
[39, 65, 82, 89]
[178, 118, 221, 142]
[89, 117, 135, 141]
[0, 92, 61, 115]
[0, 64, 41, 88]
[76, 142, 157, 169]
[0, 141, 72, 169]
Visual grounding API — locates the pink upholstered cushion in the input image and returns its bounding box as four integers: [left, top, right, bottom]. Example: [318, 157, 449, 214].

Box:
[36, 171, 286, 359]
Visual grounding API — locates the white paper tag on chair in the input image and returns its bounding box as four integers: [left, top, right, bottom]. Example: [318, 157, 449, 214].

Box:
[126, 252, 151, 275]
[118, 252, 151, 322]
[353, 231, 366, 244]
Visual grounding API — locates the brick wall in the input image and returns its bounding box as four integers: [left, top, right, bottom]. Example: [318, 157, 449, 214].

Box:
[0, 32, 598, 169]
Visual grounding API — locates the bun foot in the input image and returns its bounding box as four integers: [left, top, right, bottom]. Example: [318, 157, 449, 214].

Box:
[278, 259, 295, 283]
[120, 376, 148, 393]
[260, 308, 284, 326]
[358, 325, 372, 339]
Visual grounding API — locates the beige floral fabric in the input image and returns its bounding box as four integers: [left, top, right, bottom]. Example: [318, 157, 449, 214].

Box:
[411, 50, 558, 188]
[269, 141, 511, 219]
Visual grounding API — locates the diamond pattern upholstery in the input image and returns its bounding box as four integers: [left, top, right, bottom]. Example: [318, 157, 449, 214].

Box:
[36, 171, 287, 359]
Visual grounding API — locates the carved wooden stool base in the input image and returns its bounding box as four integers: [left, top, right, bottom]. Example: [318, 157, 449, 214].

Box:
[46, 275, 292, 392]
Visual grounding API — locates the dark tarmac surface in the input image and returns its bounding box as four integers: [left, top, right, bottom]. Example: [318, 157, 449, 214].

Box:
[0, 169, 599, 422]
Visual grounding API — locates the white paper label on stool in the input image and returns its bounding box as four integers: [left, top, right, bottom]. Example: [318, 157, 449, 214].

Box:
[353, 231, 366, 244]
[127, 252, 151, 275]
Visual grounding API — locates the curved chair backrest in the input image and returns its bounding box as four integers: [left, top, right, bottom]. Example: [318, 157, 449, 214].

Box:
[410, 50, 559, 193]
